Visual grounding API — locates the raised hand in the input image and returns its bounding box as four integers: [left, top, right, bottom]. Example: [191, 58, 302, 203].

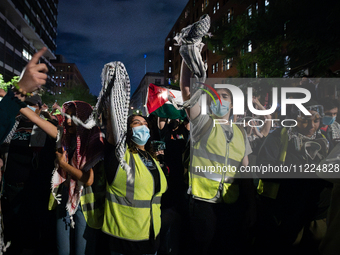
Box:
[18, 47, 49, 93]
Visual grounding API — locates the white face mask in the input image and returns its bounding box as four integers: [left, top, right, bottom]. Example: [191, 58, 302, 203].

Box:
[210, 100, 230, 117]
[131, 125, 150, 146]
[27, 105, 37, 113]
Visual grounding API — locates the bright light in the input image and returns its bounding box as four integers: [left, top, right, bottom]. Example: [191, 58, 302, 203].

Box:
[161, 91, 168, 100]
[131, 107, 134, 109]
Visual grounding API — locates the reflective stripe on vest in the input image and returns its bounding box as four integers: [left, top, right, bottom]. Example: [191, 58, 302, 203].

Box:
[106, 192, 161, 207]
[102, 149, 167, 241]
[190, 120, 246, 203]
[80, 162, 106, 229]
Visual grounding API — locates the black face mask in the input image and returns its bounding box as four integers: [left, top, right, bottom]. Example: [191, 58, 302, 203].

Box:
[157, 154, 165, 162]
[169, 120, 180, 130]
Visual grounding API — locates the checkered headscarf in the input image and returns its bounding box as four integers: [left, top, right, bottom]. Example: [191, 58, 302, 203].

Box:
[51, 101, 105, 224]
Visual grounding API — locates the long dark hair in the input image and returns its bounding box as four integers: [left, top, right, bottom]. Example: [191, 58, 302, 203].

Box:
[126, 114, 156, 158]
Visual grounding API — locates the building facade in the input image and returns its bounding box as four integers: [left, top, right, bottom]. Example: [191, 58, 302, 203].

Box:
[51, 55, 89, 95]
[0, 0, 57, 91]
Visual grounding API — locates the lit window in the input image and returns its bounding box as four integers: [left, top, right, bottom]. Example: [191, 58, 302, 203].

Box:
[213, 6, 216, 14]
[169, 67, 172, 73]
[22, 49, 32, 60]
[248, 40, 252, 52]
[255, 63, 258, 77]
[217, 2, 219, 10]
[169, 46, 172, 51]
[169, 59, 172, 62]
[248, 7, 252, 18]
[216, 62, 219, 72]
[24, 14, 30, 24]
[227, 58, 232, 70]
[227, 10, 231, 23]
[265, 0, 269, 12]
[212, 64, 215, 74]
[213, 46, 216, 54]
[223, 58, 233, 71]
[167, 38, 170, 41]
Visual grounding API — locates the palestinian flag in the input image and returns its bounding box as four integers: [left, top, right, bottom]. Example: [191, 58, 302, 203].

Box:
[146, 83, 186, 120]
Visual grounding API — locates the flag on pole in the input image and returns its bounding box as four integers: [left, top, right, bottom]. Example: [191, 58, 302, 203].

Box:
[146, 83, 186, 119]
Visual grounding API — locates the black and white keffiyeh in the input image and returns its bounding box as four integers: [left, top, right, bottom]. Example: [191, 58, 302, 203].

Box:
[86, 62, 132, 181]
[173, 14, 211, 109]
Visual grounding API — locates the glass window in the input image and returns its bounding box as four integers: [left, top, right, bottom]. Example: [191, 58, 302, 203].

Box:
[248, 40, 252, 52]
[248, 7, 252, 18]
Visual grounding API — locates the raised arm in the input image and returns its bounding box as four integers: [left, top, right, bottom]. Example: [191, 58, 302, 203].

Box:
[180, 60, 201, 120]
[158, 117, 167, 130]
[56, 148, 94, 186]
[20, 107, 58, 138]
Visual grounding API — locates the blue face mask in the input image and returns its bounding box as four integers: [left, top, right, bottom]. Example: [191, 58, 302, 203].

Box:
[131, 125, 150, 146]
[27, 105, 37, 113]
[210, 100, 230, 117]
[322, 116, 336, 126]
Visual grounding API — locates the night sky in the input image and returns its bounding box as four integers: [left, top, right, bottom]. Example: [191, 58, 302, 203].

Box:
[56, 0, 188, 96]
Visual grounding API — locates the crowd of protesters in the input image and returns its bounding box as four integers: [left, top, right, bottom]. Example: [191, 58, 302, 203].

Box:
[1, 21, 340, 255]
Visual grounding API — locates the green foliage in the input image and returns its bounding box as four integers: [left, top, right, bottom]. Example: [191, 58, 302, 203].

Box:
[170, 79, 179, 87]
[42, 83, 97, 108]
[0, 75, 19, 91]
[209, 0, 340, 78]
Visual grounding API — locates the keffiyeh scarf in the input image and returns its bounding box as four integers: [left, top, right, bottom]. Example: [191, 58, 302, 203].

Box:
[85, 62, 132, 181]
[51, 101, 104, 227]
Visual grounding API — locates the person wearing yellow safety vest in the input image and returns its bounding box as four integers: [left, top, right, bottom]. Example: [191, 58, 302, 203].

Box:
[179, 57, 255, 254]
[255, 101, 332, 254]
[102, 114, 167, 255]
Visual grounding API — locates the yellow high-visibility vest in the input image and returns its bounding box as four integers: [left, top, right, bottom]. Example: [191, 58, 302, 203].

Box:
[102, 148, 167, 241]
[80, 161, 106, 229]
[190, 119, 246, 203]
